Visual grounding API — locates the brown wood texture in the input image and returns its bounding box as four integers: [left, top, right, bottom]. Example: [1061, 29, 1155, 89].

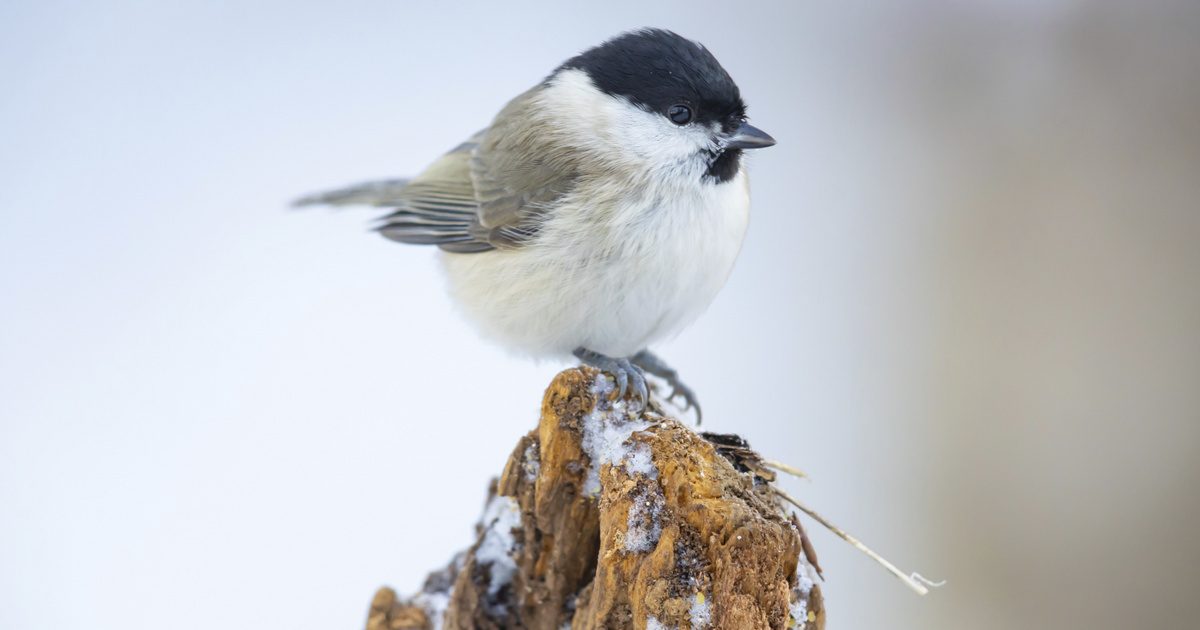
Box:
[367, 367, 824, 630]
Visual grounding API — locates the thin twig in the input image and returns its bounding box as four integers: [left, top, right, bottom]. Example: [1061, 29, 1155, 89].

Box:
[774, 488, 944, 596]
[763, 459, 810, 480]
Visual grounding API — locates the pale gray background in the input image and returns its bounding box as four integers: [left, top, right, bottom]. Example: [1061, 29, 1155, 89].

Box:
[3, 2, 1198, 629]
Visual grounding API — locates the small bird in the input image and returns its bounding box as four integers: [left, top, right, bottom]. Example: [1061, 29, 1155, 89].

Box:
[297, 28, 775, 421]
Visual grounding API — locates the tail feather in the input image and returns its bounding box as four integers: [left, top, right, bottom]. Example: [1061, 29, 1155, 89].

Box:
[292, 178, 413, 208]
[298, 176, 495, 253]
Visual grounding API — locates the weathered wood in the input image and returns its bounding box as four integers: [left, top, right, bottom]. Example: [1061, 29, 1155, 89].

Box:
[370, 367, 824, 630]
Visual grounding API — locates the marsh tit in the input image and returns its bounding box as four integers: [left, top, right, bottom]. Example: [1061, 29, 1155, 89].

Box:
[297, 28, 775, 420]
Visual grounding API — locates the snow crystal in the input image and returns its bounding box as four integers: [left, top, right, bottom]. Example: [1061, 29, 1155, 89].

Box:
[414, 591, 450, 630]
[624, 482, 665, 553]
[412, 552, 461, 630]
[580, 374, 654, 496]
[589, 371, 616, 397]
[624, 442, 657, 478]
[798, 572, 814, 595]
[643, 598, 710, 630]
[789, 551, 820, 628]
[689, 593, 712, 629]
[476, 495, 521, 597]
[580, 374, 666, 554]
[797, 555, 817, 596]
[789, 599, 808, 629]
[522, 442, 541, 481]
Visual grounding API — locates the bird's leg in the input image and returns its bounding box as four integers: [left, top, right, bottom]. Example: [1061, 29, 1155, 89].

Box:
[631, 350, 702, 423]
[573, 348, 648, 407]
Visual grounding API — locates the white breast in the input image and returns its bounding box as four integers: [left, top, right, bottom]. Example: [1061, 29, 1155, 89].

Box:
[440, 170, 750, 359]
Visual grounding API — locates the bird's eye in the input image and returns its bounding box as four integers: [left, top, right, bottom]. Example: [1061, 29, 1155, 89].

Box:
[667, 104, 693, 125]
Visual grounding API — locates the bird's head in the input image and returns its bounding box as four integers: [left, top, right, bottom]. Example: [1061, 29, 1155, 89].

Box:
[537, 28, 775, 185]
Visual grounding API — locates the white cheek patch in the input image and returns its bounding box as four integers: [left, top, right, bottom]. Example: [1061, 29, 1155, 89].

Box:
[538, 69, 713, 177]
[611, 108, 709, 164]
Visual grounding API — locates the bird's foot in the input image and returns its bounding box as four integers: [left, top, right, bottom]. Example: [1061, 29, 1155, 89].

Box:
[631, 350, 702, 424]
[573, 348, 648, 408]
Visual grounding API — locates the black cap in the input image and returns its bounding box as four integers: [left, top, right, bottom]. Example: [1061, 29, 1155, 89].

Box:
[556, 28, 747, 133]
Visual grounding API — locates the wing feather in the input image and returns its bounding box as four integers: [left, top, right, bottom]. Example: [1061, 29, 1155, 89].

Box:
[298, 85, 578, 253]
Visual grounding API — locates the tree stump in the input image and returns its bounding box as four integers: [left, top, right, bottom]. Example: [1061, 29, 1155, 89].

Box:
[366, 367, 824, 630]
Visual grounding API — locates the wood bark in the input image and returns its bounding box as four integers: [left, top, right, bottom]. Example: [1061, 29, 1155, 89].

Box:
[366, 367, 824, 630]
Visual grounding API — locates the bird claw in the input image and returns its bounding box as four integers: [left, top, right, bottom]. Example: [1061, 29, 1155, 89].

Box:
[613, 364, 629, 399]
[574, 349, 648, 409]
[629, 350, 702, 424]
[609, 357, 648, 408]
[574, 349, 697, 419]
[665, 379, 702, 423]
[628, 362, 648, 407]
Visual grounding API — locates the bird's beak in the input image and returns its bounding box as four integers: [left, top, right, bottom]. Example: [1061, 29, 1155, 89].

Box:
[724, 122, 776, 150]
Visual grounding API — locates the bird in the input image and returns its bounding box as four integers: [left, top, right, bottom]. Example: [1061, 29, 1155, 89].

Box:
[296, 28, 775, 422]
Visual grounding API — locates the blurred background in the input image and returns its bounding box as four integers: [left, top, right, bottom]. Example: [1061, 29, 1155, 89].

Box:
[2, 1, 1198, 629]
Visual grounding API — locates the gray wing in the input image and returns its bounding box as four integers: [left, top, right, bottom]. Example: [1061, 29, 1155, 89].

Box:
[297, 87, 577, 254]
[466, 88, 579, 248]
[374, 133, 493, 253]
